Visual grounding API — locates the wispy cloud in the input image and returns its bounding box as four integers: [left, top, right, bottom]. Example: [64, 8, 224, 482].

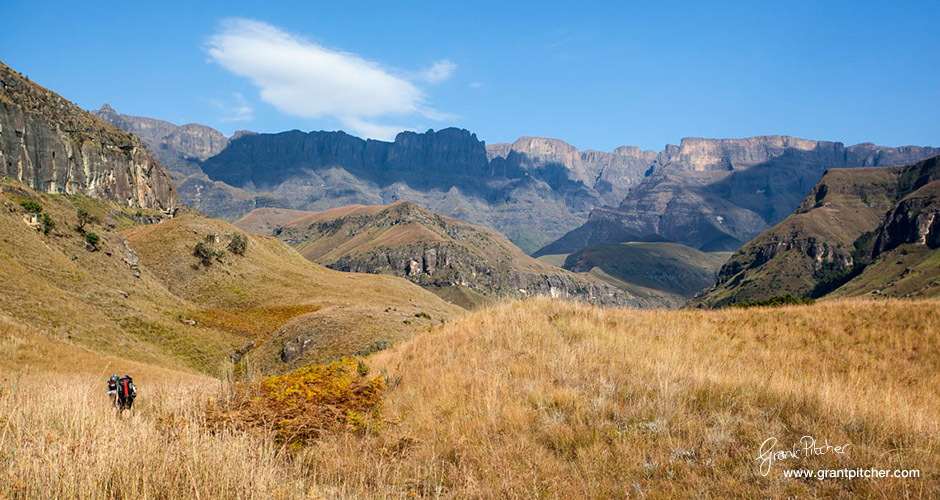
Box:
[418, 59, 456, 84]
[205, 18, 455, 140]
[210, 92, 254, 122]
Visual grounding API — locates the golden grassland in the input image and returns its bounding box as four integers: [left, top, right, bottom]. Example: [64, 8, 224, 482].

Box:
[2, 297, 939, 498]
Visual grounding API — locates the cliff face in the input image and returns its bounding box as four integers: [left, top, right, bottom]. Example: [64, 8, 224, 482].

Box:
[91, 104, 229, 176]
[237, 201, 643, 307]
[487, 137, 656, 207]
[693, 154, 940, 307]
[0, 61, 176, 210]
[537, 137, 940, 256]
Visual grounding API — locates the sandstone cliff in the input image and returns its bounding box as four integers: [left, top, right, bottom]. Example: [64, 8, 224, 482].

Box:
[91, 104, 229, 176]
[0, 61, 177, 210]
[537, 136, 940, 256]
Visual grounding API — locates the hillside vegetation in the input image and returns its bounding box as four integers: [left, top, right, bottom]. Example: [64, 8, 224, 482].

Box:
[0, 179, 460, 375]
[3, 297, 938, 498]
[562, 241, 730, 307]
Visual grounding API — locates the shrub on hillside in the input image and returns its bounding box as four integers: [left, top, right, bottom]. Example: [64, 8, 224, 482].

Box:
[84, 231, 100, 249]
[19, 200, 42, 214]
[205, 358, 385, 443]
[228, 232, 248, 256]
[75, 207, 98, 234]
[41, 213, 55, 235]
[731, 295, 814, 308]
[194, 241, 226, 266]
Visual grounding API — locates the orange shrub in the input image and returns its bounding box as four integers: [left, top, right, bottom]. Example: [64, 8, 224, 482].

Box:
[206, 358, 385, 443]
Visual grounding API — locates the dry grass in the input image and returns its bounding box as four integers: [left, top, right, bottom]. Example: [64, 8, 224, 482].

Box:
[304, 298, 940, 498]
[3, 298, 938, 498]
[0, 373, 324, 499]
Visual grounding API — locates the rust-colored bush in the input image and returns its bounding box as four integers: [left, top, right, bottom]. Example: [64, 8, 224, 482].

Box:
[206, 358, 385, 443]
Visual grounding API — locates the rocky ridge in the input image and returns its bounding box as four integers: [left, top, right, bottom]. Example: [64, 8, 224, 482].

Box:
[0, 61, 177, 210]
[239, 201, 644, 307]
[693, 154, 940, 306]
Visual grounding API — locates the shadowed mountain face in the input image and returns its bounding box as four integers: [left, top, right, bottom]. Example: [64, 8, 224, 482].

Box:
[535, 137, 940, 256]
[197, 131, 656, 253]
[234, 202, 646, 308]
[693, 154, 940, 307]
[0, 61, 177, 210]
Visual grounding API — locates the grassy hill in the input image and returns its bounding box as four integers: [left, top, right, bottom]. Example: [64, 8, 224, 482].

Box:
[234, 202, 646, 308]
[562, 241, 730, 307]
[0, 179, 460, 375]
[694, 155, 940, 307]
[4, 297, 938, 498]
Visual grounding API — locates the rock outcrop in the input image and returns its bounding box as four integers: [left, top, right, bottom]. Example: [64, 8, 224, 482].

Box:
[238, 201, 644, 307]
[0, 61, 177, 210]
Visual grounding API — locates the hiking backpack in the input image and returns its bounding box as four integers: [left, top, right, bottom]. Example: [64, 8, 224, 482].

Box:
[118, 376, 136, 399]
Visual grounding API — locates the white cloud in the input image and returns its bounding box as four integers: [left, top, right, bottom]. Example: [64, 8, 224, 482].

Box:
[205, 18, 455, 140]
[210, 92, 254, 122]
[419, 59, 456, 84]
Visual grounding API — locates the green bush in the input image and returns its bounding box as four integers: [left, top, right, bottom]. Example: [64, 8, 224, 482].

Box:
[731, 295, 815, 308]
[85, 231, 100, 248]
[194, 241, 226, 266]
[41, 213, 55, 235]
[76, 208, 99, 233]
[228, 232, 248, 256]
[19, 200, 42, 214]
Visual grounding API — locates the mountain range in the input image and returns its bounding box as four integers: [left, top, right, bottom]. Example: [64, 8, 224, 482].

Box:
[92, 104, 939, 260]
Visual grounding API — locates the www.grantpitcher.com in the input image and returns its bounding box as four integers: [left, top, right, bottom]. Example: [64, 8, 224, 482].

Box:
[783, 468, 921, 480]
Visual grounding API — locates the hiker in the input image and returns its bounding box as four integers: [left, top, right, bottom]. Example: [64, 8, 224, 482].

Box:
[116, 375, 137, 414]
[107, 374, 119, 407]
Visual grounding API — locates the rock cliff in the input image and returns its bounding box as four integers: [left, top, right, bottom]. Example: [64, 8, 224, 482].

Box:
[537, 137, 940, 256]
[91, 104, 229, 176]
[0, 61, 176, 210]
[693, 154, 940, 307]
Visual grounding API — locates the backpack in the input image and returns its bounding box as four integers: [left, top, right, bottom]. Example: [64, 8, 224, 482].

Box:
[108, 380, 118, 391]
[118, 376, 136, 399]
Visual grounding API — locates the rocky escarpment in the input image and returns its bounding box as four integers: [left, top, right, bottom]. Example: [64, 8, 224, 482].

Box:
[199, 129, 646, 252]
[487, 137, 656, 207]
[872, 156, 940, 255]
[537, 136, 940, 256]
[253, 201, 641, 307]
[0, 61, 177, 210]
[328, 242, 630, 305]
[693, 154, 940, 307]
[92, 104, 229, 176]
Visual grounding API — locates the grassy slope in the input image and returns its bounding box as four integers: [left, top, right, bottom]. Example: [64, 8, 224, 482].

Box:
[306, 297, 940, 498]
[123, 213, 462, 372]
[694, 166, 903, 306]
[0, 180, 460, 376]
[244, 202, 552, 274]
[0, 181, 240, 373]
[7, 297, 937, 498]
[563, 241, 730, 306]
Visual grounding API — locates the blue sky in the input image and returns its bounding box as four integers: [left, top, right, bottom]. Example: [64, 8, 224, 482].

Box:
[3, 1, 938, 151]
